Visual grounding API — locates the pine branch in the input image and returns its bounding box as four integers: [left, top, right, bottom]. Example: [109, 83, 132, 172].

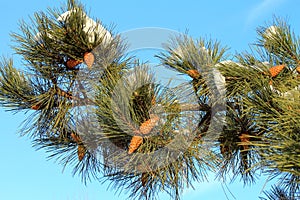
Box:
[2, 1, 300, 199]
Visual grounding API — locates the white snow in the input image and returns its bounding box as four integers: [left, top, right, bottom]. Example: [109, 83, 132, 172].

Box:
[35, 8, 112, 45]
[264, 25, 279, 39]
[57, 9, 112, 45]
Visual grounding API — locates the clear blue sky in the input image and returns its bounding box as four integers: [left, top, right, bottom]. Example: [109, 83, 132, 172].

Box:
[0, 0, 299, 200]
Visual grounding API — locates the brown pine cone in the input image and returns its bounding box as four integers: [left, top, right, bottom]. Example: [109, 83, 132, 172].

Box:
[66, 59, 83, 69]
[187, 69, 200, 79]
[83, 52, 95, 68]
[139, 114, 160, 135]
[269, 64, 285, 77]
[128, 136, 143, 154]
[77, 144, 86, 161]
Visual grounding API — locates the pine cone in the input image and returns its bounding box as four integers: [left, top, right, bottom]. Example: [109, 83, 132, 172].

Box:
[31, 103, 41, 110]
[269, 64, 285, 77]
[128, 136, 143, 154]
[139, 114, 160, 135]
[77, 144, 86, 161]
[66, 59, 83, 69]
[187, 69, 200, 79]
[70, 132, 82, 144]
[71, 133, 86, 161]
[84, 52, 95, 68]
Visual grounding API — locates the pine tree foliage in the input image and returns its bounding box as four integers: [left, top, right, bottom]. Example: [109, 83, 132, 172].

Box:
[0, 1, 299, 199]
[260, 185, 295, 200]
[218, 18, 300, 199]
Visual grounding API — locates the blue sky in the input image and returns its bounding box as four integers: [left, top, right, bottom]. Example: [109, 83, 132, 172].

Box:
[0, 0, 299, 200]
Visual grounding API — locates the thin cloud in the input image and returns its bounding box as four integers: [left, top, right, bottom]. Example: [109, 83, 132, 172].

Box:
[245, 0, 285, 27]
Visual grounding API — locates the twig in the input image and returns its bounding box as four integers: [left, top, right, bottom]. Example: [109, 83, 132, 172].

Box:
[55, 87, 75, 100]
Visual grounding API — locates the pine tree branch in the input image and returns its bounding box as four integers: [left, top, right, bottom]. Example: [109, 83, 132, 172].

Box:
[179, 103, 210, 111]
[54, 85, 95, 106]
[55, 86, 74, 99]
